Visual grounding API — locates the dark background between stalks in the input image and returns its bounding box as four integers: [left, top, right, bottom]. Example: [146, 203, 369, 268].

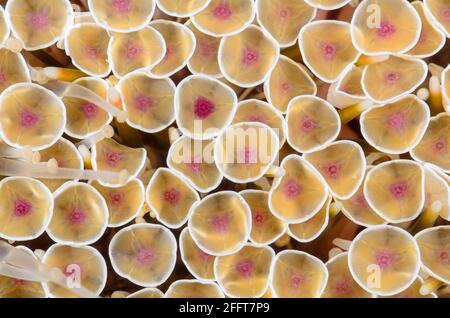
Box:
[0, 0, 448, 297]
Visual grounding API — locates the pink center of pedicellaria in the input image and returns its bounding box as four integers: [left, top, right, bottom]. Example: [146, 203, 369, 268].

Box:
[253, 208, 266, 226]
[194, 96, 215, 119]
[278, 7, 289, 19]
[384, 71, 401, 85]
[323, 162, 341, 179]
[112, 0, 131, 13]
[198, 41, 218, 58]
[320, 43, 337, 59]
[187, 156, 202, 173]
[439, 250, 449, 264]
[247, 115, 268, 125]
[300, 116, 317, 133]
[434, 137, 447, 153]
[20, 110, 39, 128]
[290, 274, 305, 289]
[354, 194, 369, 209]
[110, 191, 124, 206]
[335, 278, 353, 295]
[213, 3, 232, 20]
[199, 249, 212, 262]
[389, 182, 408, 199]
[136, 247, 155, 265]
[240, 146, 257, 164]
[283, 179, 302, 199]
[64, 263, 82, 278]
[440, 6, 450, 21]
[0, 70, 7, 85]
[386, 111, 406, 131]
[85, 46, 100, 59]
[210, 214, 230, 233]
[26, 10, 49, 30]
[236, 260, 254, 278]
[126, 42, 141, 59]
[164, 188, 180, 205]
[82, 103, 99, 119]
[13, 199, 32, 217]
[281, 82, 291, 92]
[377, 21, 396, 38]
[105, 150, 122, 167]
[69, 207, 87, 224]
[164, 46, 174, 60]
[12, 278, 26, 286]
[134, 94, 154, 112]
[242, 47, 259, 67]
[375, 251, 394, 269]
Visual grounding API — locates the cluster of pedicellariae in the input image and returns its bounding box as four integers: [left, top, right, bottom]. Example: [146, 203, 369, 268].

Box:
[0, 0, 449, 299]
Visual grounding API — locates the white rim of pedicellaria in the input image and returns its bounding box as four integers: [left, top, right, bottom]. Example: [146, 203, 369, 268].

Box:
[0, 176, 53, 241]
[363, 159, 425, 223]
[334, 64, 367, 101]
[179, 227, 216, 282]
[145, 167, 200, 229]
[299, 20, 361, 83]
[166, 135, 224, 194]
[156, 0, 212, 18]
[236, 99, 287, 148]
[148, 20, 197, 79]
[405, 1, 446, 59]
[239, 189, 288, 247]
[264, 56, 318, 115]
[5, 0, 74, 51]
[218, 24, 280, 88]
[214, 122, 280, 184]
[359, 95, 430, 155]
[423, 0, 450, 38]
[441, 64, 450, 109]
[269, 249, 329, 298]
[191, 0, 256, 38]
[164, 279, 225, 298]
[42, 243, 107, 298]
[348, 225, 421, 297]
[304, 0, 352, 11]
[287, 195, 331, 243]
[63, 77, 113, 140]
[187, 191, 252, 257]
[175, 74, 238, 140]
[108, 223, 178, 288]
[0, 5, 10, 47]
[107, 26, 167, 79]
[88, 0, 156, 34]
[64, 23, 112, 78]
[414, 225, 450, 285]
[286, 95, 341, 154]
[117, 71, 176, 134]
[268, 154, 329, 224]
[127, 288, 165, 298]
[47, 181, 108, 246]
[213, 243, 275, 298]
[325, 252, 377, 298]
[410, 113, 450, 173]
[350, 0, 422, 56]
[184, 19, 223, 79]
[337, 167, 389, 228]
[361, 57, 428, 104]
[0, 83, 67, 151]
